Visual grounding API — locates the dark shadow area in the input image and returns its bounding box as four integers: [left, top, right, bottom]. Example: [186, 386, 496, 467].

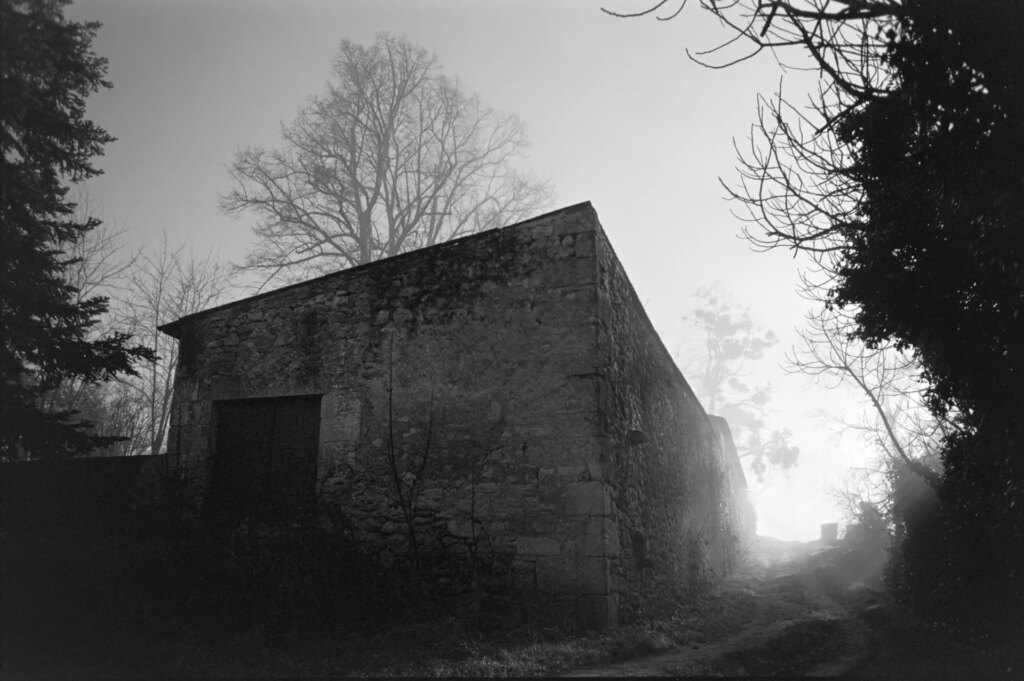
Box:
[0, 460, 588, 677]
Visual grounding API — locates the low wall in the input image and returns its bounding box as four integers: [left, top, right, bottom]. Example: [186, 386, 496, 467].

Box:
[0, 455, 165, 537]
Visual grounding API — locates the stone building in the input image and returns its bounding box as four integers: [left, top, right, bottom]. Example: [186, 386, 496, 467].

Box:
[160, 202, 755, 627]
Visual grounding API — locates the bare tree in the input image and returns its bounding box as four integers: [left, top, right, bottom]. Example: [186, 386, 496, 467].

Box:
[680, 286, 798, 479]
[788, 305, 949, 488]
[39, 207, 231, 459]
[610, 1, 1024, 618]
[791, 306, 947, 534]
[32, 193, 147, 455]
[62, 191, 140, 306]
[685, 286, 776, 415]
[118, 233, 234, 455]
[223, 33, 554, 289]
[602, 1, 899, 297]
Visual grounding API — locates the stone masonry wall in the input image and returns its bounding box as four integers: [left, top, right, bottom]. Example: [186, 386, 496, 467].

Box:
[593, 226, 747, 622]
[708, 414, 758, 556]
[164, 203, 612, 626]
[162, 201, 749, 628]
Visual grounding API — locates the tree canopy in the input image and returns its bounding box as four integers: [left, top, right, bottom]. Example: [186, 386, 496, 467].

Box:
[223, 33, 553, 288]
[0, 0, 152, 459]
[830, 3, 1024, 429]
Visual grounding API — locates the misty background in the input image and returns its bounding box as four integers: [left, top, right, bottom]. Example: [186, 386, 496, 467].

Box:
[65, 0, 878, 540]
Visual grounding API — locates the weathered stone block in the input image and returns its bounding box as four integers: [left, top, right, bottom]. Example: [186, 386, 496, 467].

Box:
[418, 487, 444, 509]
[511, 562, 536, 590]
[514, 536, 561, 556]
[527, 511, 559, 531]
[565, 481, 612, 516]
[536, 556, 576, 593]
[553, 217, 585, 236]
[572, 230, 596, 257]
[577, 556, 610, 594]
[581, 517, 620, 558]
[447, 518, 475, 538]
[577, 593, 619, 629]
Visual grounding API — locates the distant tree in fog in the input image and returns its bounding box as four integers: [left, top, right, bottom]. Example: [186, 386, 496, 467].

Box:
[682, 286, 798, 480]
[792, 305, 948, 526]
[62, 193, 139, 307]
[38, 224, 233, 458]
[117, 233, 234, 456]
[788, 306, 946, 489]
[38, 379, 148, 457]
[36, 199, 149, 457]
[223, 33, 554, 289]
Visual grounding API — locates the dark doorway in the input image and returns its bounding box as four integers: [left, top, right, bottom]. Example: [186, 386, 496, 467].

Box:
[209, 394, 321, 527]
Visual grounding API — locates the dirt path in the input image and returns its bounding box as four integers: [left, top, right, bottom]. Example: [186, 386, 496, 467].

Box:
[564, 541, 877, 677]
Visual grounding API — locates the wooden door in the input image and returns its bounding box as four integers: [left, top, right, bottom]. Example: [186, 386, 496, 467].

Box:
[209, 395, 320, 527]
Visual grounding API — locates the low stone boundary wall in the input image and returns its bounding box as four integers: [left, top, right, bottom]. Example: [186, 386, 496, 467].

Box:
[1, 455, 165, 537]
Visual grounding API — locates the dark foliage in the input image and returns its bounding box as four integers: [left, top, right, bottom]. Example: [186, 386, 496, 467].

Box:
[609, 0, 1024, 628]
[0, 0, 153, 459]
[833, 2, 1024, 426]
[2, 496, 549, 675]
[2, 523, 397, 671]
[830, 2, 1024, 627]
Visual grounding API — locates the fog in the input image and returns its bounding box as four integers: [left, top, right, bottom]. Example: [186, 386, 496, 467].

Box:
[66, 0, 881, 540]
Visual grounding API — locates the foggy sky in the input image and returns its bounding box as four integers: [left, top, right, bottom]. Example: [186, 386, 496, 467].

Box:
[66, 0, 872, 540]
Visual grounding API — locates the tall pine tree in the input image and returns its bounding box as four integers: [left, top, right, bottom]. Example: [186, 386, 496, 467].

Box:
[1, 0, 152, 460]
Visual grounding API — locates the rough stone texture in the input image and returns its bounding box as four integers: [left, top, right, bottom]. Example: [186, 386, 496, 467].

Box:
[593, 230, 755, 621]
[161, 201, 750, 628]
[709, 414, 758, 562]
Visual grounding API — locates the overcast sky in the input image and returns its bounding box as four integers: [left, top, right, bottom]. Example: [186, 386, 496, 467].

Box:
[67, 0, 876, 541]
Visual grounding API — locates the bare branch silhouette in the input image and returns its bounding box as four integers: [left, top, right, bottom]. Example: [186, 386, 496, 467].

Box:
[223, 34, 553, 290]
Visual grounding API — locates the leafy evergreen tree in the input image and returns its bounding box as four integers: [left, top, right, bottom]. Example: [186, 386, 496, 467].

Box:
[0, 0, 152, 459]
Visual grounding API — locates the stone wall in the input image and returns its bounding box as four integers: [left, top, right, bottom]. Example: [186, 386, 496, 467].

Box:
[165, 203, 608, 624]
[162, 201, 750, 628]
[708, 414, 758, 557]
[592, 229, 749, 621]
